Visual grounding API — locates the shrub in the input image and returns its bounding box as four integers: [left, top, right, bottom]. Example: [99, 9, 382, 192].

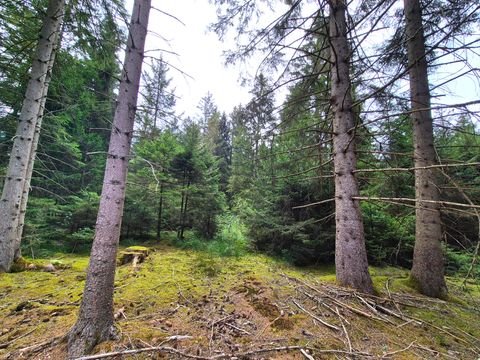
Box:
[445, 247, 479, 277]
[212, 213, 249, 257]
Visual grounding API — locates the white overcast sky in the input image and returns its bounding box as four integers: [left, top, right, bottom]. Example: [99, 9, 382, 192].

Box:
[124, 0, 292, 118]
[124, 0, 263, 117]
[123, 1, 479, 120]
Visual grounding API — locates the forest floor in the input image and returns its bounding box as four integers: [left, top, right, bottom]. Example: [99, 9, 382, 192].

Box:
[0, 244, 479, 360]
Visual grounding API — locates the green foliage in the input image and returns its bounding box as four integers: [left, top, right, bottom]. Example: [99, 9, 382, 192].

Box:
[172, 213, 249, 258]
[22, 192, 99, 255]
[22, 197, 65, 253]
[68, 228, 95, 249]
[212, 213, 249, 257]
[362, 203, 415, 266]
[445, 247, 479, 277]
[3, 0, 478, 283]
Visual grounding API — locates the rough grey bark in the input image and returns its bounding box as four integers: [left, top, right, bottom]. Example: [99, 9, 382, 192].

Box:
[14, 22, 63, 261]
[0, 0, 65, 272]
[329, 0, 374, 293]
[67, 0, 151, 357]
[404, 0, 447, 298]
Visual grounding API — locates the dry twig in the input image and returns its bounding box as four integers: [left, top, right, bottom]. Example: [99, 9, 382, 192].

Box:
[292, 298, 340, 332]
[0, 329, 35, 350]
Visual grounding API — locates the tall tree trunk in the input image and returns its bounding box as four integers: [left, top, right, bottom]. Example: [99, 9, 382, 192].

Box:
[156, 182, 163, 240]
[14, 20, 63, 261]
[67, 0, 151, 356]
[329, 0, 373, 293]
[0, 0, 65, 272]
[404, 0, 447, 298]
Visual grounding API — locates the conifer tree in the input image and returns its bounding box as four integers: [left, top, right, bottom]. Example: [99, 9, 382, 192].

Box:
[138, 57, 176, 137]
[197, 92, 217, 133]
[329, 0, 373, 293]
[68, 0, 151, 355]
[0, 0, 65, 272]
[404, 0, 447, 298]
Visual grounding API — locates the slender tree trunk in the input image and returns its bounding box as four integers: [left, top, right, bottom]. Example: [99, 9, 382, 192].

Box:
[270, 134, 276, 187]
[177, 170, 186, 239]
[156, 182, 163, 240]
[0, 0, 65, 272]
[14, 20, 63, 261]
[180, 180, 190, 240]
[67, 0, 151, 356]
[404, 0, 447, 298]
[329, 0, 373, 293]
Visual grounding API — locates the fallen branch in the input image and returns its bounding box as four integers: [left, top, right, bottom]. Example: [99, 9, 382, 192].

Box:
[328, 296, 386, 322]
[292, 298, 340, 332]
[18, 334, 66, 355]
[73, 345, 214, 360]
[0, 329, 35, 349]
[300, 348, 315, 360]
[73, 345, 374, 360]
[224, 322, 252, 335]
[381, 341, 415, 358]
[385, 278, 403, 315]
[335, 306, 352, 353]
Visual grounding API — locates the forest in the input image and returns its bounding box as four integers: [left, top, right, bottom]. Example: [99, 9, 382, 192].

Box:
[0, 0, 479, 359]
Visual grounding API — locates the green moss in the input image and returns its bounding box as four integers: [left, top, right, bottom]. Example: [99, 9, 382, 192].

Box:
[9, 257, 29, 272]
[123, 245, 152, 253]
[1, 245, 479, 359]
[317, 274, 337, 283]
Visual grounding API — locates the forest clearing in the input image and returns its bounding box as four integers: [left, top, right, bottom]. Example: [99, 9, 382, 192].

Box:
[1, 0, 480, 358]
[1, 243, 479, 359]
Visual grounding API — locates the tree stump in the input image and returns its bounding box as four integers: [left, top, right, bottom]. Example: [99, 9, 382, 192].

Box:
[118, 246, 152, 268]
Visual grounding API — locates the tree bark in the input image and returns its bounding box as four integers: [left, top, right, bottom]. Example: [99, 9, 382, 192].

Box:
[67, 0, 151, 357]
[14, 19, 63, 261]
[329, 0, 373, 293]
[0, 0, 65, 272]
[404, 0, 447, 298]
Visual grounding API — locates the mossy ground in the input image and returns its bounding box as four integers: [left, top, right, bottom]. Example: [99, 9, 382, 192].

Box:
[0, 245, 479, 359]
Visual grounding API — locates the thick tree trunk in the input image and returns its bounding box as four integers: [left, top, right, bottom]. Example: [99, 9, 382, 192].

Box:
[0, 0, 65, 272]
[404, 0, 447, 298]
[14, 21, 63, 261]
[67, 0, 151, 357]
[329, 0, 373, 293]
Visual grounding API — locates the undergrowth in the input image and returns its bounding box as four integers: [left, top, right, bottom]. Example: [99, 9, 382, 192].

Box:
[1, 244, 479, 359]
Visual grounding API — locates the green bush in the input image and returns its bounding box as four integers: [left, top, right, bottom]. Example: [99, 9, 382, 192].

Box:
[173, 215, 249, 257]
[68, 227, 95, 251]
[211, 213, 249, 257]
[362, 203, 415, 267]
[445, 247, 479, 277]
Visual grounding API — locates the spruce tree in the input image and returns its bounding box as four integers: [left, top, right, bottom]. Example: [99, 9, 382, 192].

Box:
[0, 0, 65, 272]
[404, 0, 447, 298]
[67, 0, 151, 355]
